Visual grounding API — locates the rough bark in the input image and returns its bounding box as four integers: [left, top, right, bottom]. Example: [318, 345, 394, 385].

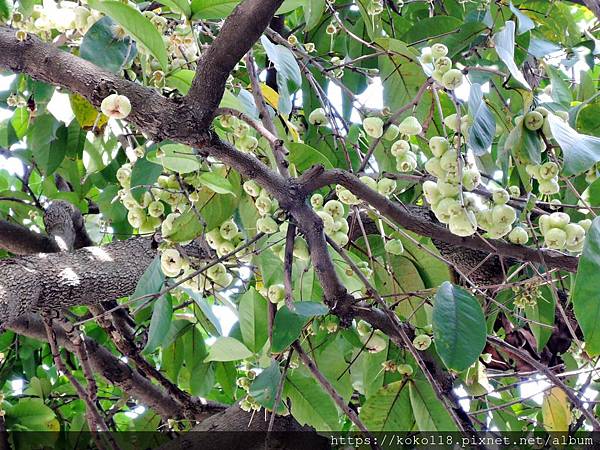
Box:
[0, 237, 156, 328]
[0, 219, 59, 255]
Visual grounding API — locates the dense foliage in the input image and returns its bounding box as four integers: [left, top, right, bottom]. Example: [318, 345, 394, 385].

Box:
[0, 0, 600, 445]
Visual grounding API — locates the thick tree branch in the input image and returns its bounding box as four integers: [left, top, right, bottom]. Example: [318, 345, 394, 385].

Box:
[300, 167, 579, 273]
[186, 0, 284, 121]
[0, 219, 59, 255]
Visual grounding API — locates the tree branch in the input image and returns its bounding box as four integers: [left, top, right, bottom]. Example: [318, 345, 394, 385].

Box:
[185, 0, 284, 122]
[0, 219, 59, 255]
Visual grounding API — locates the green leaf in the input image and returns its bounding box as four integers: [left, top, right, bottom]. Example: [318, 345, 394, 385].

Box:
[204, 336, 253, 362]
[11, 107, 29, 139]
[87, 0, 169, 71]
[573, 217, 600, 356]
[154, 143, 201, 174]
[303, 0, 325, 31]
[164, 208, 203, 242]
[288, 142, 334, 171]
[492, 21, 530, 90]
[432, 282, 486, 372]
[400, 16, 462, 44]
[525, 285, 556, 352]
[70, 93, 108, 130]
[157, 0, 191, 17]
[547, 113, 600, 176]
[272, 305, 309, 353]
[132, 257, 165, 302]
[130, 157, 163, 203]
[238, 287, 268, 353]
[143, 295, 173, 353]
[5, 398, 59, 432]
[284, 369, 339, 431]
[191, 0, 301, 19]
[359, 381, 413, 431]
[80, 16, 137, 73]
[0, 0, 10, 20]
[468, 83, 495, 155]
[509, 2, 535, 35]
[183, 289, 223, 335]
[249, 360, 281, 409]
[294, 302, 329, 316]
[197, 172, 236, 195]
[546, 65, 572, 107]
[260, 36, 301, 116]
[409, 376, 457, 431]
[505, 121, 543, 165]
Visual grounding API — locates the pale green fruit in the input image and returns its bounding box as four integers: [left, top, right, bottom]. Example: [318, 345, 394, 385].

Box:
[256, 216, 278, 234]
[538, 178, 560, 195]
[219, 219, 239, 240]
[439, 149, 457, 171]
[127, 207, 146, 229]
[566, 241, 584, 253]
[420, 48, 433, 64]
[429, 136, 449, 158]
[565, 223, 586, 247]
[148, 200, 165, 218]
[338, 188, 360, 205]
[293, 238, 310, 261]
[508, 185, 521, 198]
[316, 210, 335, 234]
[331, 231, 349, 246]
[434, 56, 452, 73]
[308, 108, 327, 126]
[423, 180, 441, 206]
[556, 111, 569, 121]
[363, 116, 384, 138]
[161, 248, 184, 277]
[101, 94, 132, 119]
[335, 218, 349, 234]
[116, 164, 131, 187]
[524, 111, 544, 131]
[476, 209, 493, 232]
[255, 195, 273, 216]
[324, 200, 345, 220]
[121, 192, 141, 211]
[535, 106, 549, 117]
[508, 226, 529, 245]
[214, 272, 233, 288]
[359, 176, 377, 191]
[441, 69, 464, 90]
[267, 284, 286, 304]
[525, 164, 541, 179]
[548, 212, 570, 228]
[356, 320, 372, 336]
[431, 43, 448, 59]
[138, 216, 161, 234]
[239, 135, 259, 152]
[436, 179, 459, 197]
[398, 116, 422, 136]
[140, 191, 153, 209]
[396, 151, 417, 172]
[585, 168, 598, 184]
[377, 178, 396, 197]
[384, 238, 404, 255]
[206, 228, 225, 250]
[462, 168, 481, 191]
[492, 189, 510, 205]
[391, 139, 410, 157]
[449, 210, 477, 237]
[579, 219, 592, 232]
[487, 224, 512, 239]
[206, 262, 227, 281]
[310, 193, 324, 209]
[538, 215, 551, 236]
[434, 197, 459, 224]
[360, 332, 387, 353]
[544, 227, 567, 250]
[219, 114, 235, 129]
[233, 121, 250, 137]
[217, 240, 235, 257]
[161, 212, 180, 236]
[492, 204, 517, 225]
[431, 69, 445, 83]
[443, 113, 461, 132]
[383, 124, 400, 141]
[243, 180, 261, 197]
[412, 334, 432, 351]
[425, 157, 445, 178]
[397, 364, 413, 376]
[539, 162, 559, 180]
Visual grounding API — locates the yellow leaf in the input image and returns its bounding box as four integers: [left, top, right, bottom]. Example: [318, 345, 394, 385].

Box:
[258, 83, 300, 142]
[70, 93, 108, 131]
[542, 387, 571, 432]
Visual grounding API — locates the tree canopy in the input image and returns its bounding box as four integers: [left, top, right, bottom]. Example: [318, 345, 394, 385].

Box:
[0, 0, 600, 447]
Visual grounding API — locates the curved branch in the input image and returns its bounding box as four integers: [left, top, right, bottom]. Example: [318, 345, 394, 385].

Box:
[186, 0, 284, 121]
[0, 219, 59, 255]
[300, 167, 579, 273]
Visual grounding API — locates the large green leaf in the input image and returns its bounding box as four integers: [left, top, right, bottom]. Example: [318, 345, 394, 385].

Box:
[432, 282, 486, 371]
[157, 0, 191, 17]
[5, 398, 59, 432]
[400, 16, 462, 44]
[249, 360, 281, 409]
[284, 369, 339, 431]
[132, 257, 165, 302]
[130, 157, 163, 203]
[197, 172, 236, 195]
[153, 143, 201, 174]
[525, 285, 556, 352]
[87, 0, 169, 71]
[143, 295, 173, 353]
[238, 287, 268, 353]
[288, 142, 334, 171]
[573, 217, 600, 356]
[492, 21, 530, 90]
[80, 16, 137, 73]
[547, 113, 600, 176]
[191, 0, 302, 19]
[204, 337, 252, 362]
[504, 121, 543, 165]
[359, 381, 413, 431]
[509, 2, 535, 34]
[164, 208, 203, 242]
[468, 83, 495, 155]
[272, 305, 307, 353]
[409, 376, 457, 431]
[260, 36, 301, 116]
